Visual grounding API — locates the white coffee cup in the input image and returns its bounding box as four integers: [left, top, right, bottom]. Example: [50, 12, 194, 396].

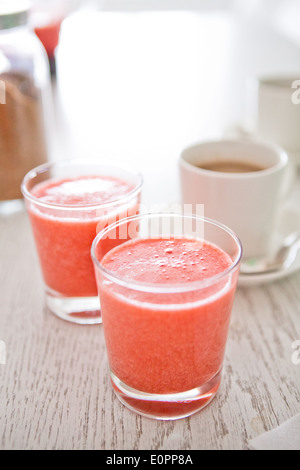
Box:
[179, 139, 289, 259]
[251, 75, 300, 161]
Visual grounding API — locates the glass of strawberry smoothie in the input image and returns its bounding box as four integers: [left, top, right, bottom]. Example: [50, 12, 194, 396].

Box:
[21, 159, 143, 325]
[92, 213, 242, 419]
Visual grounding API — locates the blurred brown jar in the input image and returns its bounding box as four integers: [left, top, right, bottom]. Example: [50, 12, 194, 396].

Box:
[0, 0, 51, 214]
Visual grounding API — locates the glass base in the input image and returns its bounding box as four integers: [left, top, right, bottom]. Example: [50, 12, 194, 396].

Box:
[45, 292, 101, 325]
[0, 199, 24, 216]
[110, 369, 222, 420]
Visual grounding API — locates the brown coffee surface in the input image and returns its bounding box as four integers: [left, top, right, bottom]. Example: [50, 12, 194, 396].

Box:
[198, 160, 265, 173]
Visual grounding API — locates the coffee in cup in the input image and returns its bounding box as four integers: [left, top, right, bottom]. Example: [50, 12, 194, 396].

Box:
[197, 160, 265, 173]
[179, 139, 289, 259]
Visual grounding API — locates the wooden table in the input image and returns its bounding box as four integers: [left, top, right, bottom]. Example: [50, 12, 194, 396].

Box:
[1, 7, 300, 452]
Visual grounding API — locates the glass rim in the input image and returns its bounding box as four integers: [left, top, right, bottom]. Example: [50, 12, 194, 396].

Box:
[180, 139, 288, 179]
[20, 158, 144, 211]
[91, 212, 243, 293]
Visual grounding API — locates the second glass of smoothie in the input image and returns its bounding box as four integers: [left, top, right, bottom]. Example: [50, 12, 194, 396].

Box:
[92, 213, 242, 419]
[21, 159, 143, 324]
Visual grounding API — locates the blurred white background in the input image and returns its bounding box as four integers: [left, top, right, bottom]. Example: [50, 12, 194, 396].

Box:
[32, 0, 300, 204]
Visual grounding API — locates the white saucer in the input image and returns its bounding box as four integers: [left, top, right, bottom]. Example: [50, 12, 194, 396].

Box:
[238, 206, 300, 287]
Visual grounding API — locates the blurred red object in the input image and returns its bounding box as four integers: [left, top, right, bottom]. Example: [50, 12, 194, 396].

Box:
[34, 18, 63, 59]
[34, 17, 62, 59]
[31, 7, 65, 75]
[34, 19, 62, 59]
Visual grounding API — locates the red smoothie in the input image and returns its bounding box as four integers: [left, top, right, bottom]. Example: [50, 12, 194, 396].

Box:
[28, 175, 139, 298]
[97, 236, 237, 411]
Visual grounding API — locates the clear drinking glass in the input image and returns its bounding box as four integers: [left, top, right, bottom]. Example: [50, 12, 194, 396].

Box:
[92, 213, 242, 419]
[21, 159, 143, 325]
